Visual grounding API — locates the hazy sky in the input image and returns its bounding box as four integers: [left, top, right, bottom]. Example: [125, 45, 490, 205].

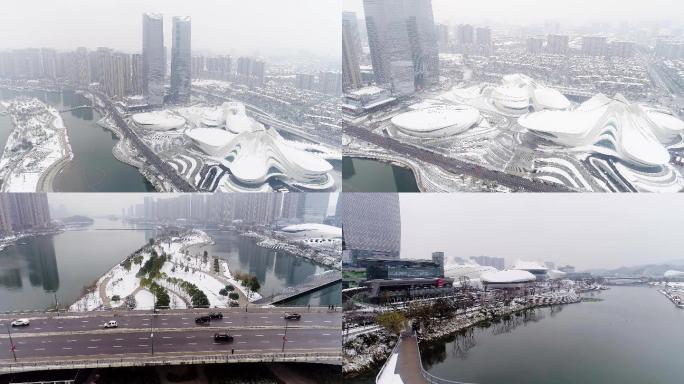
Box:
[344, 0, 683, 25]
[0, 0, 341, 58]
[48, 193, 339, 217]
[399, 194, 684, 270]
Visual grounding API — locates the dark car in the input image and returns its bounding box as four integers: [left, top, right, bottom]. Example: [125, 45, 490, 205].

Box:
[284, 313, 301, 320]
[195, 315, 211, 324]
[209, 312, 223, 319]
[214, 332, 234, 342]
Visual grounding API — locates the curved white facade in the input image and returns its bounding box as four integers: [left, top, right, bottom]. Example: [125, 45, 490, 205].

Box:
[133, 111, 186, 131]
[391, 105, 482, 138]
[280, 223, 342, 240]
[481, 270, 536, 284]
[664, 270, 684, 278]
[520, 94, 681, 167]
[183, 103, 334, 190]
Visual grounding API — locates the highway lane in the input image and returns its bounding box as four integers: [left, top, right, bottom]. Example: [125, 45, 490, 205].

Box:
[0, 311, 341, 336]
[0, 328, 340, 363]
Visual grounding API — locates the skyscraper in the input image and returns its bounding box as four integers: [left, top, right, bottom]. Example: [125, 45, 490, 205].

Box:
[340, 193, 401, 261]
[342, 11, 363, 91]
[170, 16, 192, 103]
[582, 36, 607, 56]
[546, 34, 569, 55]
[142, 13, 165, 107]
[363, 0, 439, 95]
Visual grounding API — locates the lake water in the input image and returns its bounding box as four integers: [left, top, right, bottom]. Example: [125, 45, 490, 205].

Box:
[342, 157, 419, 192]
[420, 286, 684, 384]
[0, 88, 153, 192]
[0, 222, 337, 311]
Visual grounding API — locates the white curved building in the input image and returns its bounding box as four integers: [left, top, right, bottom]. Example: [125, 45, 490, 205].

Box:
[519, 94, 681, 167]
[390, 105, 482, 138]
[132, 111, 186, 130]
[664, 270, 684, 278]
[481, 270, 536, 288]
[184, 105, 335, 190]
[280, 223, 342, 240]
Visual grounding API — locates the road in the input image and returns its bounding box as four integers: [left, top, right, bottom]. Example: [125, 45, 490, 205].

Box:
[345, 124, 574, 192]
[0, 308, 341, 371]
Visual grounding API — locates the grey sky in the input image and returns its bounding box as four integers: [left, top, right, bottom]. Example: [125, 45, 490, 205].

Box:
[344, 0, 683, 25]
[0, 0, 341, 58]
[48, 193, 339, 218]
[399, 194, 684, 270]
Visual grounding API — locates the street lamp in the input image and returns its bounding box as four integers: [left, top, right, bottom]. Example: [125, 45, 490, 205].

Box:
[281, 319, 288, 352]
[6, 324, 16, 361]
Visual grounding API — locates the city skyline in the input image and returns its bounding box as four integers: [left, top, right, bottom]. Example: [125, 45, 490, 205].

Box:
[47, 193, 339, 218]
[0, 0, 341, 58]
[344, 0, 684, 25]
[399, 193, 684, 270]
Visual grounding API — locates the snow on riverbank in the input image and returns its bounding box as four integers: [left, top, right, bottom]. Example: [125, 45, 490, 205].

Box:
[219, 261, 262, 302]
[0, 98, 73, 192]
[134, 289, 155, 310]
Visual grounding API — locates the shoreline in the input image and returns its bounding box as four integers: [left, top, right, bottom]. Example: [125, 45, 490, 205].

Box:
[343, 291, 582, 377]
[239, 229, 341, 270]
[0, 99, 73, 192]
[0, 228, 63, 252]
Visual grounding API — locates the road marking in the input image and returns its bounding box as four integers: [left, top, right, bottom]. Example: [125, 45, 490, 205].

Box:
[322, 333, 331, 336]
[115, 338, 124, 341]
[142, 323, 150, 326]
[188, 342, 197, 345]
[138, 337, 148, 340]
[186, 336, 195, 339]
[67, 339, 77, 343]
[90, 339, 101, 342]
[142, 318, 150, 321]
[113, 345, 123, 348]
[57, 326, 63, 329]
[237, 341, 246, 344]
[305, 321, 312, 323]
[324, 321, 332, 323]
[138, 344, 149, 347]
[182, 322, 189, 325]
[87, 346, 98, 349]
[163, 343, 173, 346]
[34, 327, 42, 330]
[232, 334, 241, 337]
[181, 317, 188, 320]
[34, 348, 45, 351]
[161, 318, 168, 321]
[261, 341, 269, 343]
[225, 321, 232, 324]
[162, 336, 172, 339]
[62, 347, 72, 350]
[161, 323, 168, 325]
[255, 334, 263, 337]
[260, 316, 268, 319]
[81, 320, 89, 323]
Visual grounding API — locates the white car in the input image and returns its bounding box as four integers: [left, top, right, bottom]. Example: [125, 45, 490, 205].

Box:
[103, 320, 118, 329]
[11, 319, 30, 327]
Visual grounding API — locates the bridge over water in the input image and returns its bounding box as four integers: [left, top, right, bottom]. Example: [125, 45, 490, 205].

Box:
[254, 270, 342, 305]
[0, 307, 341, 374]
[376, 330, 475, 384]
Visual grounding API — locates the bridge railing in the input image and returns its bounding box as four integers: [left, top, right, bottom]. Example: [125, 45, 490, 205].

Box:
[1, 351, 341, 373]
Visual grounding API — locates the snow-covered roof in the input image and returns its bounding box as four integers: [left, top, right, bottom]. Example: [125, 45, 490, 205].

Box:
[280, 223, 342, 239]
[481, 269, 536, 284]
[392, 105, 480, 133]
[664, 270, 684, 278]
[513, 260, 548, 271]
[132, 111, 186, 130]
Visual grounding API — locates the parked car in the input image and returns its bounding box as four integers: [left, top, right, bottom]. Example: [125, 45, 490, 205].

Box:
[213, 332, 234, 342]
[209, 312, 223, 319]
[195, 315, 211, 325]
[284, 313, 301, 320]
[11, 319, 30, 327]
[103, 320, 118, 329]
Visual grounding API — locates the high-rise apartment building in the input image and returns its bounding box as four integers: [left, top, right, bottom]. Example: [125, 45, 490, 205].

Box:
[582, 36, 607, 56]
[546, 34, 569, 54]
[170, 16, 192, 103]
[342, 11, 363, 91]
[142, 13, 165, 107]
[363, 0, 439, 95]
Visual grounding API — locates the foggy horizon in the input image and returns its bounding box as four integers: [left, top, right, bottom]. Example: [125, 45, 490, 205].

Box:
[0, 0, 341, 59]
[399, 194, 684, 271]
[47, 193, 339, 218]
[344, 0, 683, 27]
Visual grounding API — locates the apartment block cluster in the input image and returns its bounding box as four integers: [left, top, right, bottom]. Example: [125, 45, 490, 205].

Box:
[0, 193, 52, 235]
[437, 23, 493, 56]
[124, 193, 334, 227]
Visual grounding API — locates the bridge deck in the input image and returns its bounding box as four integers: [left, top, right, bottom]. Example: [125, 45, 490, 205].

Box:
[377, 334, 428, 384]
[254, 273, 341, 305]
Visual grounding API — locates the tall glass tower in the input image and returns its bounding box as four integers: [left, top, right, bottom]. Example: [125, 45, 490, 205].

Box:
[339, 193, 401, 261]
[142, 13, 164, 107]
[170, 16, 192, 103]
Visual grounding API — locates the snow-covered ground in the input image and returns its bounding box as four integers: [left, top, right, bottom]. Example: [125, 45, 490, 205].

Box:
[134, 289, 156, 310]
[219, 261, 262, 302]
[0, 98, 73, 192]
